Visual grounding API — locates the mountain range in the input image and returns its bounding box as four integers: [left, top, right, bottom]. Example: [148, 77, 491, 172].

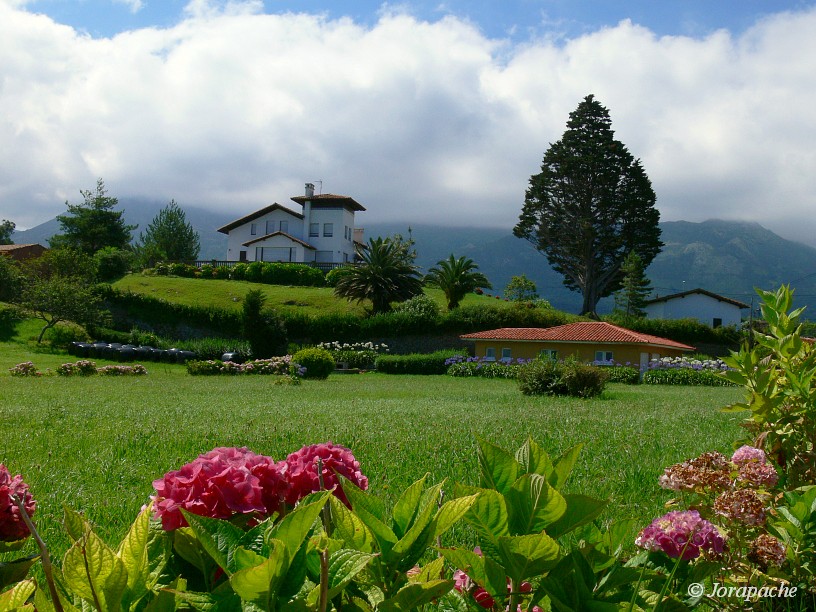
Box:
[12, 200, 816, 317]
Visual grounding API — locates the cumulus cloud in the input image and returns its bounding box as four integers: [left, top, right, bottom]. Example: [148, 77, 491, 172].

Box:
[0, 2, 815, 245]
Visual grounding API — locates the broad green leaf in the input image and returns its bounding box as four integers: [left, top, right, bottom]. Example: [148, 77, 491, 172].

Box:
[461, 488, 509, 560]
[325, 549, 374, 599]
[0, 540, 27, 554]
[434, 494, 479, 538]
[181, 511, 244, 575]
[329, 496, 375, 553]
[548, 443, 583, 490]
[545, 494, 608, 539]
[391, 482, 444, 557]
[477, 437, 522, 495]
[117, 502, 152, 604]
[229, 538, 289, 607]
[266, 492, 329, 558]
[0, 555, 39, 591]
[411, 557, 445, 583]
[342, 480, 388, 521]
[343, 485, 398, 555]
[63, 506, 88, 542]
[166, 587, 243, 611]
[63, 530, 128, 612]
[0, 578, 36, 611]
[391, 475, 428, 538]
[172, 528, 218, 582]
[377, 579, 454, 611]
[438, 548, 506, 599]
[231, 547, 267, 572]
[506, 473, 567, 535]
[497, 533, 560, 584]
[515, 437, 552, 477]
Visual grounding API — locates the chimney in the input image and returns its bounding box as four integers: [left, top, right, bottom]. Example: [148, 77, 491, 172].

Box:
[305, 183, 315, 197]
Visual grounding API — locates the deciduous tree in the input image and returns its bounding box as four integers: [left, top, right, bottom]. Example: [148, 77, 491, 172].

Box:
[514, 95, 662, 317]
[504, 274, 539, 302]
[20, 276, 105, 343]
[50, 179, 136, 254]
[424, 255, 491, 310]
[0, 219, 14, 245]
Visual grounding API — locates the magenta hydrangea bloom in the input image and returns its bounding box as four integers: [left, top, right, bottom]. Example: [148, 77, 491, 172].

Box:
[636, 510, 725, 560]
[283, 442, 368, 507]
[152, 447, 287, 530]
[0, 465, 36, 542]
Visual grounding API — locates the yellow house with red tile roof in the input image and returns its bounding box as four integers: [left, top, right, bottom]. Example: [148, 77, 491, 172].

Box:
[461, 322, 694, 369]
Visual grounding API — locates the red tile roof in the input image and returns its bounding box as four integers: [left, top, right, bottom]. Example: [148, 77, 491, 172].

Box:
[461, 322, 694, 351]
[290, 193, 366, 211]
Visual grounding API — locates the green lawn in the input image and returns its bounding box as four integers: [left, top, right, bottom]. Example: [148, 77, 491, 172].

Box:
[112, 273, 512, 316]
[2, 351, 744, 561]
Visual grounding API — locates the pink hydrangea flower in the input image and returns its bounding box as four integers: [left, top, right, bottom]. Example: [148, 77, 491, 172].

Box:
[0, 465, 36, 542]
[152, 447, 287, 530]
[635, 510, 725, 560]
[283, 442, 368, 507]
[713, 489, 767, 526]
[731, 445, 767, 465]
[730, 446, 778, 487]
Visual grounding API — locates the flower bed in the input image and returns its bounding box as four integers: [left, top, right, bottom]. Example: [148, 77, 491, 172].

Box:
[186, 356, 305, 378]
[316, 340, 388, 370]
[10, 361, 148, 377]
[445, 355, 529, 379]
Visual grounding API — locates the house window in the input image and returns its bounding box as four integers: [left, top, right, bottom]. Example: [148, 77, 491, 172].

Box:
[266, 220, 274, 234]
[239, 250, 247, 262]
[280, 221, 289, 233]
[595, 351, 614, 363]
[484, 347, 496, 360]
[309, 223, 319, 237]
[250, 223, 257, 236]
[315, 250, 334, 263]
[323, 223, 333, 237]
[539, 349, 557, 360]
[501, 348, 512, 362]
[256, 247, 295, 262]
[713, 317, 722, 328]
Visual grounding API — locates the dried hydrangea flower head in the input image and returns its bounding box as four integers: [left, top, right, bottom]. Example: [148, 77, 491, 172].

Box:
[636, 510, 725, 560]
[0, 464, 36, 542]
[747, 533, 787, 570]
[658, 451, 733, 492]
[731, 445, 778, 488]
[713, 489, 767, 526]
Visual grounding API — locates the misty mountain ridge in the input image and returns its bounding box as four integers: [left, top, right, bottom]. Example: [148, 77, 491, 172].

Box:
[12, 200, 816, 317]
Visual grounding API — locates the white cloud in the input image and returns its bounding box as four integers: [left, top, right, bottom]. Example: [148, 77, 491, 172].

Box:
[114, 0, 145, 14]
[1, 2, 815, 245]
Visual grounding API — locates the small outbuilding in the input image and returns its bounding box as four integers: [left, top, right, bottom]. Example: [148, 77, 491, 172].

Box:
[461, 321, 694, 371]
[643, 288, 749, 328]
[0, 243, 47, 261]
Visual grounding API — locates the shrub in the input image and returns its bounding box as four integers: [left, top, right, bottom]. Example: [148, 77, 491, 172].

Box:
[94, 247, 133, 281]
[642, 368, 737, 386]
[230, 263, 248, 280]
[213, 265, 231, 280]
[199, 264, 214, 278]
[245, 261, 264, 283]
[446, 359, 526, 379]
[242, 289, 288, 358]
[561, 359, 608, 398]
[325, 265, 355, 287]
[291, 347, 335, 379]
[601, 365, 640, 384]
[517, 358, 566, 396]
[9, 362, 41, 377]
[393, 294, 441, 322]
[186, 357, 298, 376]
[45, 321, 90, 348]
[375, 349, 460, 375]
[169, 262, 197, 278]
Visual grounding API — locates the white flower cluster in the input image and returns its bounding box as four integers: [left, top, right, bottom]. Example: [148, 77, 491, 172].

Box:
[317, 341, 389, 353]
[649, 356, 729, 371]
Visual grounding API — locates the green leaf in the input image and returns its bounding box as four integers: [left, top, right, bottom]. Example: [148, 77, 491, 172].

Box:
[461, 488, 509, 560]
[63, 530, 129, 612]
[477, 437, 522, 495]
[325, 549, 374, 599]
[181, 511, 244, 576]
[505, 473, 567, 535]
[515, 437, 552, 477]
[411, 557, 445, 583]
[391, 475, 429, 538]
[434, 494, 479, 538]
[172, 527, 218, 582]
[438, 548, 506, 599]
[342, 480, 388, 522]
[229, 538, 289, 608]
[497, 533, 561, 583]
[329, 496, 376, 553]
[117, 502, 152, 605]
[0, 578, 36, 611]
[0, 539, 28, 554]
[545, 494, 608, 539]
[548, 443, 583, 490]
[390, 482, 443, 558]
[63, 506, 88, 542]
[377, 579, 454, 611]
[0, 555, 39, 591]
[266, 492, 330, 559]
[343, 484, 398, 556]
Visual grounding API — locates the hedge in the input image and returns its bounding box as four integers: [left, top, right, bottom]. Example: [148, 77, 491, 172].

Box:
[641, 368, 737, 386]
[375, 349, 462, 375]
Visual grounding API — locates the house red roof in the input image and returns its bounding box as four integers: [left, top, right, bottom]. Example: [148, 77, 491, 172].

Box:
[217, 203, 304, 234]
[290, 193, 366, 212]
[460, 322, 694, 351]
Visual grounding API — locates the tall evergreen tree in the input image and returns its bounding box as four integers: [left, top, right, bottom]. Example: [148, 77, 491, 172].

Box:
[514, 95, 662, 317]
[0, 219, 15, 245]
[137, 200, 200, 265]
[612, 251, 652, 319]
[50, 179, 136, 254]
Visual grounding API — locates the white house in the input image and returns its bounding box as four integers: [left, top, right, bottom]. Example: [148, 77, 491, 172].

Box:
[643, 288, 749, 328]
[217, 183, 365, 266]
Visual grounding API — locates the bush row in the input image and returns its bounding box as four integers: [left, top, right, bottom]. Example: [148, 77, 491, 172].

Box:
[153, 261, 326, 287]
[374, 349, 462, 375]
[612, 316, 741, 346]
[641, 368, 737, 386]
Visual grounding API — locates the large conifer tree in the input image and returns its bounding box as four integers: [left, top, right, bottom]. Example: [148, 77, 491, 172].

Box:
[137, 200, 200, 265]
[514, 95, 662, 317]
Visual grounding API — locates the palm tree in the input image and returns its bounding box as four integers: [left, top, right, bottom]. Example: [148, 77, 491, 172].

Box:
[424, 255, 492, 310]
[334, 236, 423, 314]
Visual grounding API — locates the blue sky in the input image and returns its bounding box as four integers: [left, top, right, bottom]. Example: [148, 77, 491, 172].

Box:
[3, 0, 816, 245]
[22, 0, 810, 41]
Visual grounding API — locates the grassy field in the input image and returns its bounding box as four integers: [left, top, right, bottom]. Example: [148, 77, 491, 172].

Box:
[2, 340, 745, 562]
[112, 273, 513, 316]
